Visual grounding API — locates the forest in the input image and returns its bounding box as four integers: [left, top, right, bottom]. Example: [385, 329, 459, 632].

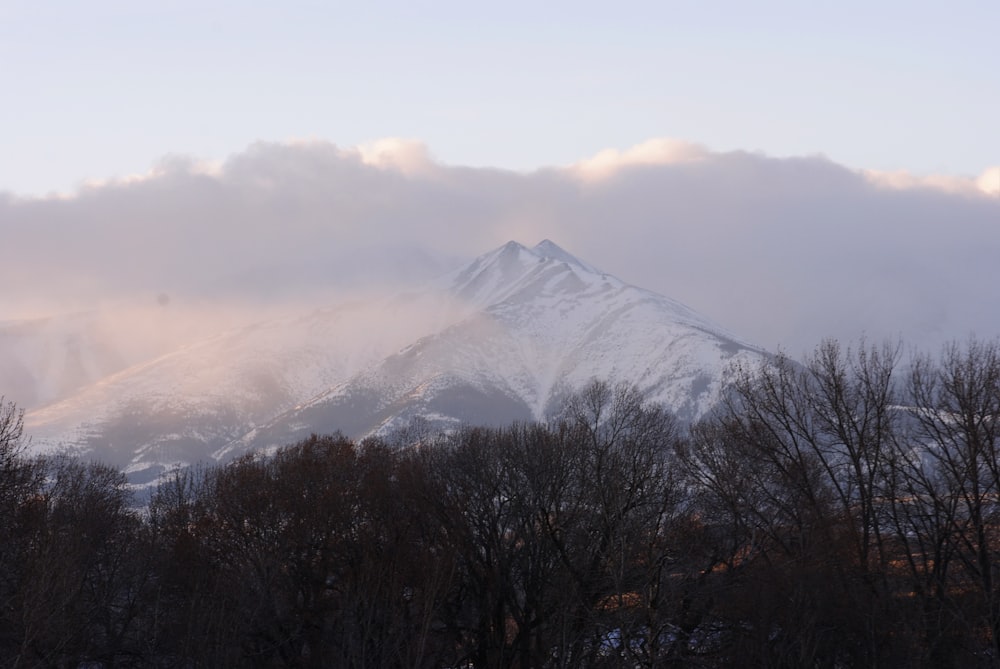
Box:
[2, 337, 1000, 668]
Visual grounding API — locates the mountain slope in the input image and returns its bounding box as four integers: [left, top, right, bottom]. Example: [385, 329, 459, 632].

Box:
[23, 295, 458, 480]
[25, 240, 768, 481]
[224, 240, 766, 456]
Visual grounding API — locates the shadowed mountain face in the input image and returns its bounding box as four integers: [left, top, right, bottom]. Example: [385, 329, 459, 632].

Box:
[23, 240, 768, 482]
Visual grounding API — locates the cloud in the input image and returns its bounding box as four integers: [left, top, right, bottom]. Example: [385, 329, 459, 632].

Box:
[977, 167, 1000, 196]
[862, 165, 1000, 197]
[356, 137, 435, 176]
[569, 138, 708, 182]
[2, 137, 999, 366]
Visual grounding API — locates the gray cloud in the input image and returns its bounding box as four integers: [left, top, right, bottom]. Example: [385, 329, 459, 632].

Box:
[2, 139, 998, 358]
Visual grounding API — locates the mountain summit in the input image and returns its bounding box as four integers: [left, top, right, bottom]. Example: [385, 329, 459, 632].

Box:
[24, 240, 768, 481]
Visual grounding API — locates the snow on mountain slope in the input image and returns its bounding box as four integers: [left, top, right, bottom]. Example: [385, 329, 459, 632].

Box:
[24, 239, 769, 481]
[225, 240, 767, 456]
[23, 293, 463, 480]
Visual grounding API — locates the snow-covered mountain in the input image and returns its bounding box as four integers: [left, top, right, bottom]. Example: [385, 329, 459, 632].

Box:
[22, 240, 768, 483]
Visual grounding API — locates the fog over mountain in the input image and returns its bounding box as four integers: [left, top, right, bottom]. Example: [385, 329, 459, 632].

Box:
[2, 138, 999, 415]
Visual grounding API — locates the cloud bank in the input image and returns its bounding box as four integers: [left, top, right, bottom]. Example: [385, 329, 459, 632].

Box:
[2, 138, 998, 360]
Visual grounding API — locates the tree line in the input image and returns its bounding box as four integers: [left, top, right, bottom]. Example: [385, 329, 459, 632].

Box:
[2, 337, 1000, 667]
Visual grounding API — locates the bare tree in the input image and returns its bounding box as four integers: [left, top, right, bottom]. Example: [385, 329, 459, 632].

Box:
[555, 380, 685, 667]
[0, 399, 46, 665]
[904, 338, 1000, 665]
[0, 397, 25, 461]
[683, 340, 908, 665]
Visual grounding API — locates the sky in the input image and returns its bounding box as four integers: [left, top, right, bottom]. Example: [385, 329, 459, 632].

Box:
[2, 1, 999, 363]
[2, 1, 998, 195]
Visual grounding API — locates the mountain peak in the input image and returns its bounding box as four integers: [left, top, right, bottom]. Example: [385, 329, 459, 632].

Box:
[445, 239, 607, 308]
[531, 239, 598, 273]
[532, 239, 565, 256]
[488, 239, 580, 266]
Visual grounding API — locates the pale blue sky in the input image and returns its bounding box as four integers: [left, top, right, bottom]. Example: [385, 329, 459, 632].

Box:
[2, 0, 997, 196]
